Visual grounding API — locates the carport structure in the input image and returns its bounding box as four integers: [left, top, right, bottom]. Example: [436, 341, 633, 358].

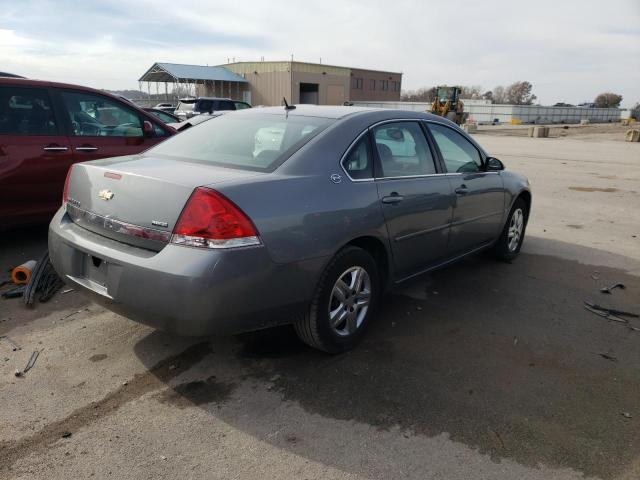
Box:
[138, 62, 249, 103]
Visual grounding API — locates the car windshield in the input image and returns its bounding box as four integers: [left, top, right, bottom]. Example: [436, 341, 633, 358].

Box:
[149, 113, 334, 172]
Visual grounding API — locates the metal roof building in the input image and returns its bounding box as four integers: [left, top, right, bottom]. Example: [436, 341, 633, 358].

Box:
[139, 60, 401, 106]
[138, 62, 248, 100]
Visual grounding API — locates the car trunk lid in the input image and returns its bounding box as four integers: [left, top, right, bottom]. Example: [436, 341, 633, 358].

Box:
[65, 154, 263, 251]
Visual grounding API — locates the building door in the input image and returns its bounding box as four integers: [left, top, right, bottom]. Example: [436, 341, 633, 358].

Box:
[327, 85, 345, 105]
[299, 83, 319, 104]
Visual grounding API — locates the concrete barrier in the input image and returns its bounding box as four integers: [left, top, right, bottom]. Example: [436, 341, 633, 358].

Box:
[529, 126, 549, 138]
[625, 129, 640, 142]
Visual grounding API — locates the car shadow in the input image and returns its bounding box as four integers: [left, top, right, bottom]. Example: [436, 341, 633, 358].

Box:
[133, 236, 640, 479]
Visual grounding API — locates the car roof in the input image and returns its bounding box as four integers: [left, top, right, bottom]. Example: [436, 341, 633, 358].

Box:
[0, 77, 142, 105]
[179, 97, 233, 101]
[236, 104, 447, 122]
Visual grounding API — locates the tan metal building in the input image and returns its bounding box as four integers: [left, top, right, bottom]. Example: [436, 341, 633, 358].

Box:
[219, 60, 402, 106]
[139, 60, 402, 106]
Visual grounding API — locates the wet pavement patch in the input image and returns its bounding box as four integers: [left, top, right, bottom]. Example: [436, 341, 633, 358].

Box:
[157, 376, 235, 409]
[236, 253, 640, 479]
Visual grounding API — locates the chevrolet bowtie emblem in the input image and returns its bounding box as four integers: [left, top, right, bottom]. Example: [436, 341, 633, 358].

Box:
[98, 189, 114, 201]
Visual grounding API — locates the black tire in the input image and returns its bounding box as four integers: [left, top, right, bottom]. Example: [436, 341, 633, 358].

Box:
[493, 198, 528, 261]
[294, 246, 380, 353]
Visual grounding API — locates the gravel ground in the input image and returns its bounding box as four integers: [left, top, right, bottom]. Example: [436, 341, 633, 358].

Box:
[1, 131, 638, 480]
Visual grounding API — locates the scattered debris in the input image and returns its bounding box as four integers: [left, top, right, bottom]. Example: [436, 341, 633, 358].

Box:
[13, 350, 42, 376]
[584, 301, 639, 319]
[590, 271, 600, 280]
[513, 337, 518, 346]
[600, 282, 625, 294]
[0, 335, 21, 351]
[11, 259, 37, 285]
[61, 431, 72, 438]
[593, 352, 617, 362]
[160, 455, 167, 460]
[62, 288, 74, 294]
[61, 309, 86, 321]
[621, 412, 632, 419]
[1, 285, 26, 299]
[584, 301, 640, 331]
[23, 250, 64, 305]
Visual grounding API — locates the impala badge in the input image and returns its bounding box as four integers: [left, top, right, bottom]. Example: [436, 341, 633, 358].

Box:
[98, 189, 114, 201]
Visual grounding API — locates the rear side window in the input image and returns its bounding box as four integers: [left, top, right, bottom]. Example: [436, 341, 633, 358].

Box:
[428, 123, 482, 173]
[0, 87, 58, 135]
[61, 91, 142, 137]
[373, 122, 436, 177]
[150, 113, 334, 172]
[342, 135, 373, 179]
[234, 101, 251, 110]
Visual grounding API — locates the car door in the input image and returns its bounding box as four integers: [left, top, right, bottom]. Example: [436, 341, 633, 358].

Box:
[0, 84, 74, 227]
[55, 89, 167, 163]
[426, 122, 505, 255]
[371, 121, 455, 280]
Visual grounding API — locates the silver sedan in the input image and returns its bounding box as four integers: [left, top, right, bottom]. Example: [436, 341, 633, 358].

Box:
[49, 106, 531, 352]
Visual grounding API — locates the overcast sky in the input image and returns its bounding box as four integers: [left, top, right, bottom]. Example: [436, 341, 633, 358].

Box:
[1, 0, 639, 107]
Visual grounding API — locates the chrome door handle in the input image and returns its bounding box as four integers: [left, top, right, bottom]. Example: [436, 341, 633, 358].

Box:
[75, 146, 98, 152]
[43, 146, 68, 152]
[454, 186, 469, 195]
[382, 194, 404, 204]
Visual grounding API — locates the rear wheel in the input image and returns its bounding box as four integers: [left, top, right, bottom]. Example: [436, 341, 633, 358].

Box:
[493, 198, 528, 261]
[294, 246, 379, 353]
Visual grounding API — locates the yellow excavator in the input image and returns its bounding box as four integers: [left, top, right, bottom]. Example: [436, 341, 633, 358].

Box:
[430, 86, 467, 125]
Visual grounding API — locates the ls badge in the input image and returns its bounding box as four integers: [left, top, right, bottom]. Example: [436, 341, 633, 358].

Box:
[98, 189, 114, 201]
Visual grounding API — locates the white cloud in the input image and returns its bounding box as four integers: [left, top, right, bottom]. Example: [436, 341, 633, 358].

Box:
[1, 0, 639, 106]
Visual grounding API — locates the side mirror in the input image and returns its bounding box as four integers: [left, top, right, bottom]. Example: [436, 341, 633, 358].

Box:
[143, 120, 154, 138]
[486, 157, 504, 171]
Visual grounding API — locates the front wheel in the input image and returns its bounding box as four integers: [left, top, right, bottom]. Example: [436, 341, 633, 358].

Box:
[492, 198, 528, 261]
[294, 246, 379, 353]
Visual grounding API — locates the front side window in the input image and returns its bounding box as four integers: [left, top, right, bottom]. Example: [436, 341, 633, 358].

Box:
[150, 113, 334, 172]
[373, 122, 436, 177]
[0, 87, 58, 136]
[234, 101, 251, 110]
[61, 91, 142, 137]
[342, 134, 373, 179]
[428, 123, 482, 173]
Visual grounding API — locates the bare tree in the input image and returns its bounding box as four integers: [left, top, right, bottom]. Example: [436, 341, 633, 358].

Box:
[482, 90, 493, 102]
[460, 85, 482, 99]
[505, 81, 537, 105]
[631, 102, 640, 120]
[594, 92, 623, 108]
[401, 86, 437, 102]
[492, 86, 507, 104]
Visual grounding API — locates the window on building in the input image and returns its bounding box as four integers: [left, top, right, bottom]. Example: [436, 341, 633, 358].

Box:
[351, 77, 363, 89]
[370, 79, 376, 90]
[381, 80, 389, 91]
[393, 81, 401, 92]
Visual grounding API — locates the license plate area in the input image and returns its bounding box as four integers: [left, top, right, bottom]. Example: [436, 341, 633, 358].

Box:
[84, 254, 108, 287]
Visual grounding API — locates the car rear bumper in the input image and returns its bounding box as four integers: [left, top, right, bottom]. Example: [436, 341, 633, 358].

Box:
[48, 208, 324, 336]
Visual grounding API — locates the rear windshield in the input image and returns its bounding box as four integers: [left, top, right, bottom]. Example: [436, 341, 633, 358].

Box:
[149, 113, 334, 172]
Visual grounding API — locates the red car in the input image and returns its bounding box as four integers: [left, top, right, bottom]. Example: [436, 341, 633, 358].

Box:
[0, 78, 175, 229]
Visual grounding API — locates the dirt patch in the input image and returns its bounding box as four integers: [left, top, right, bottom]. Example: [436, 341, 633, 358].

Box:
[88, 354, 107, 362]
[566, 224, 584, 229]
[0, 342, 213, 473]
[569, 186, 618, 193]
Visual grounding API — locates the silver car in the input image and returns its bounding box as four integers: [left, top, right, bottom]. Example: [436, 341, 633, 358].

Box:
[49, 106, 531, 353]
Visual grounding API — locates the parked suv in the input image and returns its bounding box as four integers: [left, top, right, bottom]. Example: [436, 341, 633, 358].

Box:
[0, 78, 175, 230]
[174, 97, 251, 120]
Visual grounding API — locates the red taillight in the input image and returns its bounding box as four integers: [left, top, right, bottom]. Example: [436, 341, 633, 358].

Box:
[171, 187, 260, 249]
[62, 165, 74, 204]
